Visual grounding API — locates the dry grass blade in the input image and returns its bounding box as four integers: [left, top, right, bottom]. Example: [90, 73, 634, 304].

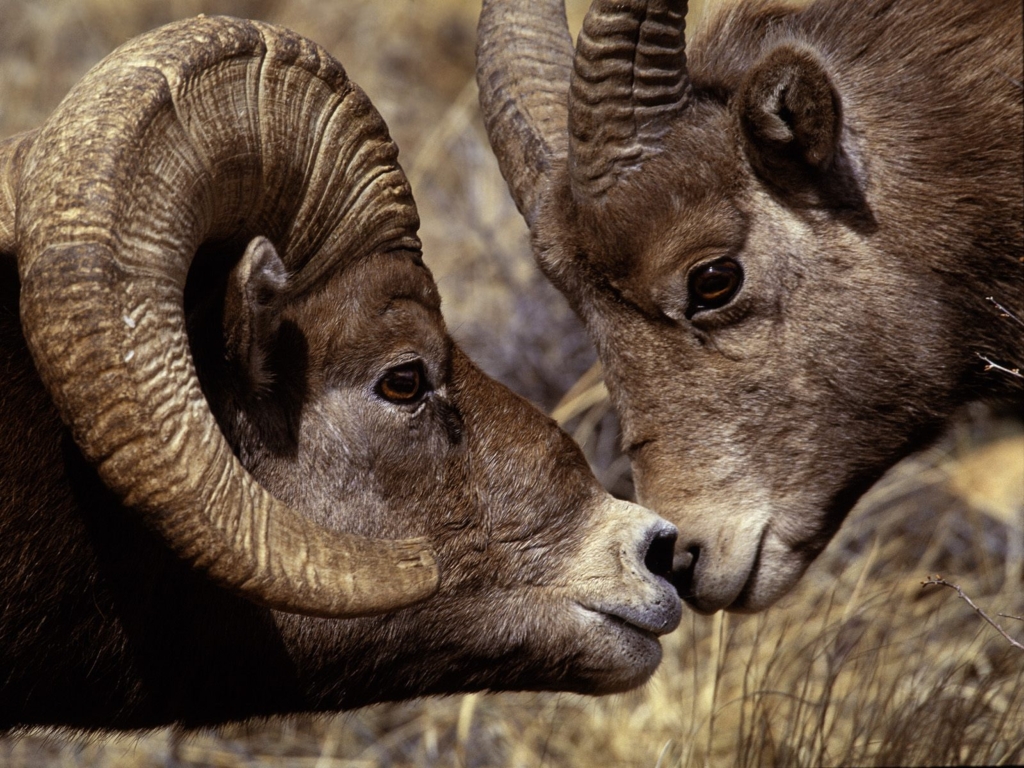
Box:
[405, 76, 480, 192]
[2, 1, 1022, 766]
[551, 360, 607, 426]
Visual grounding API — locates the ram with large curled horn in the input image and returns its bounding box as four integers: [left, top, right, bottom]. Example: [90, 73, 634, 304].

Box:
[0, 16, 682, 730]
[478, 0, 1022, 613]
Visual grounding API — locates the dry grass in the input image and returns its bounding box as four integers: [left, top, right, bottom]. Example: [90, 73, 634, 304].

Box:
[4, 416, 1022, 766]
[1, 0, 1021, 765]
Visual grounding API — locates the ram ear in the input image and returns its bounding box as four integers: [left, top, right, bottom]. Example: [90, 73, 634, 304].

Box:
[738, 44, 841, 188]
[223, 236, 289, 393]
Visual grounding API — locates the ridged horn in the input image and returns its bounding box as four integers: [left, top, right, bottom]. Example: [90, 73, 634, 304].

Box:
[476, 0, 574, 229]
[569, 0, 691, 197]
[0, 132, 35, 254]
[14, 16, 439, 618]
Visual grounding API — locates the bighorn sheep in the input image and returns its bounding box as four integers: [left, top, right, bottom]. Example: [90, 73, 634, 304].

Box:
[477, 0, 1023, 613]
[0, 16, 681, 729]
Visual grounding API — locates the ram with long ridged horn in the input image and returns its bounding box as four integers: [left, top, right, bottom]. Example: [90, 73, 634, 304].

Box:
[478, 0, 1022, 613]
[0, 16, 682, 729]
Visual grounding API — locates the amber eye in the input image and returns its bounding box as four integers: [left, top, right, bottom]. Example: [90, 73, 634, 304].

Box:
[687, 258, 743, 316]
[378, 362, 429, 403]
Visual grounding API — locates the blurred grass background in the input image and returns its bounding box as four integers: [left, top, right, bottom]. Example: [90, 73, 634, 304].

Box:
[1, 0, 1021, 765]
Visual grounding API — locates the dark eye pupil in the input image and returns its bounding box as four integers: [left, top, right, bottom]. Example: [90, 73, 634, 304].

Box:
[696, 271, 733, 298]
[379, 364, 425, 402]
[689, 259, 742, 313]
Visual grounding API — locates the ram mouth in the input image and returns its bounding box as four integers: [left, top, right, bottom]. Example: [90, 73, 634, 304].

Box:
[578, 604, 670, 639]
[670, 523, 769, 614]
[671, 563, 760, 614]
[566, 603, 667, 694]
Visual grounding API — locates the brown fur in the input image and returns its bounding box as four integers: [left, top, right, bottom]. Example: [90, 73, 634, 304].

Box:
[0, 234, 681, 729]
[0, 19, 682, 729]
[518, 0, 1022, 612]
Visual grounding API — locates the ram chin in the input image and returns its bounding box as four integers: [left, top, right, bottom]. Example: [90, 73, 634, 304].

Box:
[566, 604, 666, 695]
[724, 534, 818, 614]
[670, 516, 823, 615]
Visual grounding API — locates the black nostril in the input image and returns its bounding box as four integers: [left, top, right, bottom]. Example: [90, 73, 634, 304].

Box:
[644, 530, 677, 579]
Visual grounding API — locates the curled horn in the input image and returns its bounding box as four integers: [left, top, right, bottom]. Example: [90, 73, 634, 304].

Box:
[569, 0, 691, 197]
[0, 132, 34, 254]
[13, 17, 438, 618]
[476, 0, 574, 228]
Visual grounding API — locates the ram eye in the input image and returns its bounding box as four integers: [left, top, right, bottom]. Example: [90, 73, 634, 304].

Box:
[378, 361, 429, 403]
[687, 258, 743, 315]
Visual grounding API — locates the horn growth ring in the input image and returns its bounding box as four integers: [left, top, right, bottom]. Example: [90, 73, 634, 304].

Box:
[14, 16, 438, 618]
